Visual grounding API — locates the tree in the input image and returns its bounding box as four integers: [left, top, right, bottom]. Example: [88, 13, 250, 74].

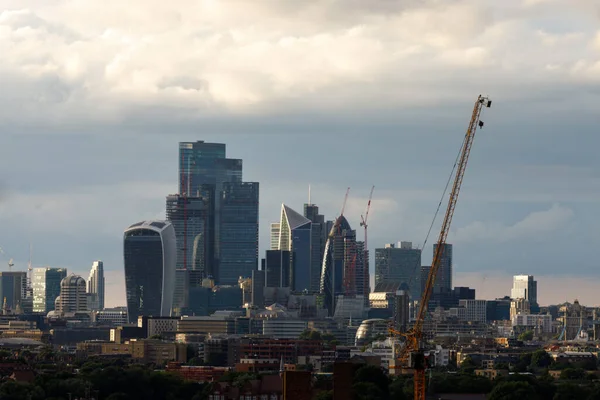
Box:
[388, 378, 408, 400]
[531, 350, 553, 369]
[460, 356, 478, 374]
[313, 390, 333, 400]
[554, 382, 591, 400]
[488, 381, 539, 400]
[300, 329, 322, 341]
[560, 368, 587, 380]
[353, 382, 385, 400]
[518, 331, 534, 341]
[354, 365, 389, 399]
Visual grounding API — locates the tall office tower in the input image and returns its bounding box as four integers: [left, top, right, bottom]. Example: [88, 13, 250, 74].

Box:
[123, 221, 176, 323]
[277, 204, 312, 291]
[251, 270, 265, 307]
[166, 188, 215, 310]
[393, 290, 410, 332]
[0, 272, 26, 311]
[320, 216, 359, 316]
[511, 275, 538, 306]
[32, 267, 67, 313]
[304, 203, 327, 293]
[219, 182, 259, 285]
[56, 274, 87, 314]
[263, 250, 292, 288]
[433, 243, 453, 292]
[270, 223, 280, 250]
[374, 242, 422, 300]
[87, 261, 105, 310]
[179, 141, 258, 286]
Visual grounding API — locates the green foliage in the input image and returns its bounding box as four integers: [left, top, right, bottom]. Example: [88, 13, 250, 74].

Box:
[388, 377, 408, 400]
[187, 357, 204, 366]
[531, 350, 553, 369]
[353, 365, 389, 399]
[488, 381, 539, 400]
[300, 329, 322, 340]
[554, 382, 591, 400]
[560, 368, 587, 380]
[353, 382, 385, 400]
[460, 356, 478, 374]
[313, 390, 333, 400]
[518, 331, 534, 341]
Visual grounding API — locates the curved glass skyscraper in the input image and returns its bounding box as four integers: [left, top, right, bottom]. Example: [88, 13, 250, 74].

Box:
[123, 221, 176, 322]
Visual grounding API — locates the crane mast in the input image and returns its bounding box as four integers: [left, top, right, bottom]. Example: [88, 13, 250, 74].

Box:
[391, 95, 492, 400]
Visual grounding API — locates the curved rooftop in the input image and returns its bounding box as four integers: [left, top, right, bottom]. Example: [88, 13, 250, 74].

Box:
[355, 318, 390, 346]
[61, 274, 85, 287]
[125, 220, 172, 233]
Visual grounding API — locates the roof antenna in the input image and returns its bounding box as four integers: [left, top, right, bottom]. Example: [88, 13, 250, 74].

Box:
[308, 184, 311, 205]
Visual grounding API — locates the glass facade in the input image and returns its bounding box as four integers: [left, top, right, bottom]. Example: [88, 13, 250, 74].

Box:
[33, 268, 67, 313]
[433, 243, 453, 293]
[0, 272, 26, 310]
[218, 182, 259, 285]
[264, 250, 292, 288]
[178, 141, 258, 287]
[374, 243, 422, 301]
[304, 204, 327, 293]
[123, 221, 176, 323]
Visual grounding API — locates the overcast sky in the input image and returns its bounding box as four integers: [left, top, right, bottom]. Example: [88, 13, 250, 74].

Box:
[0, 0, 599, 307]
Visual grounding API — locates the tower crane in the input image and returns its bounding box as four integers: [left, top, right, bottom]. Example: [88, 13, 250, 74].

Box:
[390, 95, 492, 400]
[360, 186, 374, 298]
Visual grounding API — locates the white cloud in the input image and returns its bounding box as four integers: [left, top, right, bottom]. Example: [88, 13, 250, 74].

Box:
[452, 203, 574, 243]
[0, 1, 598, 123]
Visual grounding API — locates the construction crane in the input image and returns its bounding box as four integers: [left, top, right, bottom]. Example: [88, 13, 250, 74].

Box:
[390, 95, 492, 400]
[360, 186, 374, 298]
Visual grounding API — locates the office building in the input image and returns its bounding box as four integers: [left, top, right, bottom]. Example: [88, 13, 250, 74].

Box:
[219, 182, 259, 285]
[0, 272, 26, 311]
[166, 190, 216, 310]
[303, 203, 327, 293]
[123, 220, 176, 322]
[56, 274, 87, 314]
[251, 270, 265, 307]
[87, 261, 105, 310]
[276, 204, 312, 291]
[33, 267, 67, 313]
[375, 242, 421, 300]
[432, 243, 453, 293]
[270, 223, 280, 250]
[393, 290, 410, 332]
[458, 299, 487, 323]
[510, 275, 538, 306]
[263, 250, 292, 288]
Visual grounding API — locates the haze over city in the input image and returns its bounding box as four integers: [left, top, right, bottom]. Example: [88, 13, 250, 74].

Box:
[1, 0, 599, 307]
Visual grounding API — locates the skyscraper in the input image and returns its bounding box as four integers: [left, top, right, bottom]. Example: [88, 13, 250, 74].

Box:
[33, 267, 67, 313]
[219, 182, 259, 285]
[374, 242, 422, 300]
[263, 250, 292, 288]
[166, 189, 215, 310]
[87, 261, 105, 310]
[277, 204, 311, 291]
[56, 274, 87, 314]
[178, 141, 258, 286]
[511, 275, 538, 305]
[0, 272, 26, 311]
[304, 203, 327, 293]
[123, 221, 176, 322]
[433, 243, 453, 293]
[270, 223, 280, 250]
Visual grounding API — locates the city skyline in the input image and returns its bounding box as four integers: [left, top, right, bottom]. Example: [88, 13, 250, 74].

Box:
[1, 1, 599, 306]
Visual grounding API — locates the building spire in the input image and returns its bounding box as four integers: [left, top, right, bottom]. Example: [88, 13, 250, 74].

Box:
[308, 184, 311, 205]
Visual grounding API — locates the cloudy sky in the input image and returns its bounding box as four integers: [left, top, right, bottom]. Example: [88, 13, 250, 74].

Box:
[1, 0, 599, 307]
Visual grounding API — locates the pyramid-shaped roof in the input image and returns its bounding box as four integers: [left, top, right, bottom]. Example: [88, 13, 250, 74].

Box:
[281, 204, 311, 230]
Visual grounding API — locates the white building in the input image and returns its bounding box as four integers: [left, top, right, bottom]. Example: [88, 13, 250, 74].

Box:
[512, 314, 553, 333]
[56, 274, 87, 314]
[511, 275, 537, 305]
[458, 299, 487, 322]
[262, 319, 307, 338]
[87, 261, 105, 310]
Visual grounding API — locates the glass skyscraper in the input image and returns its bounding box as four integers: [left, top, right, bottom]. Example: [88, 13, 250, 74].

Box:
[33, 267, 67, 313]
[433, 243, 453, 293]
[0, 272, 26, 311]
[374, 242, 422, 300]
[219, 182, 259, 285]
[123, 220, 176, 322]
[178, 141, 258, 286]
